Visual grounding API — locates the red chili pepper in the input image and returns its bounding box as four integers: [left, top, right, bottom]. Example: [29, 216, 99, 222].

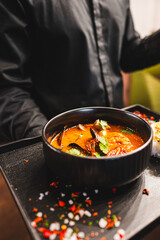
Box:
[85, 199, 92, 205]
[50, 181, 59, 187]
[59, 230, 66, 240]
[58, 200, 66, 207]
[34, 217, 43, 224]
[38, 227, 46, 233]
[71, 193, 79, 197]
[32, 207, 38, 212]
[69, 203, 76, 212]
[43, 229, 52, 238]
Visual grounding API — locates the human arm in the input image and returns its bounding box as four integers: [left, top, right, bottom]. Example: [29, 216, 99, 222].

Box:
[0, 0, 47, 141]
[120, 2, 160, 73]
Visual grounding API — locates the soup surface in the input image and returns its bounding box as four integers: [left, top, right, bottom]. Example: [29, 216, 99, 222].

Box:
[48, 119, 145, 157]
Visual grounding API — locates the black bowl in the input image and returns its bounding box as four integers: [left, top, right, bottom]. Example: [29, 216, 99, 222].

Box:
[42, 107, 152, 188]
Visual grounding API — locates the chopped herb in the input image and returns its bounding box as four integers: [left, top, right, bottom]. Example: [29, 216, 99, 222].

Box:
[88, 221, 93, 226]
[112, 215, 117, 221]
[94, 152, 102, 158]
[121, 129, 133, 134]
[99, 137, 109, 154]
[67, 148, 83, 156]
[99, 120, 108, 130]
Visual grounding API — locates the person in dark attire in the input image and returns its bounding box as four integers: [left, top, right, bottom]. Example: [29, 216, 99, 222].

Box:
[0, 0, 160, 141]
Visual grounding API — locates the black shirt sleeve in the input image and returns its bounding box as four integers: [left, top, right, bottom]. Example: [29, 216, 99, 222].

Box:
[120, 3, 160, 73]
[0, 0, 47, 141]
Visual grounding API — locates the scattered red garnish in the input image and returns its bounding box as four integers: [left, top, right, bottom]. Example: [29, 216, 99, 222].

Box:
[58, 200, 66, 207]
[142, 188, 149, 195]
[43, 229, 52, 238]
[69, 203, 76, 212]
[85, 199, 92, 205]
[50, 181, 59, 188]
[33, 207, 38, 212]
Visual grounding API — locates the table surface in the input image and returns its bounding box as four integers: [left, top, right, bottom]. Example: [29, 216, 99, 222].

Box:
[0, 105, 160, 240]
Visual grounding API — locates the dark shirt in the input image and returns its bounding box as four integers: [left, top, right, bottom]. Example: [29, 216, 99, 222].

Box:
[0, 0, 160, 140]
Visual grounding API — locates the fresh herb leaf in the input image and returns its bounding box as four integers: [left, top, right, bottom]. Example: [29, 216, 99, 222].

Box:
[94, 152, 102, 158]
[67, 148, 83, 156]
[99, 136, 108, 154]
[121, 129, 133, 134]
[99, 120, 108, 130]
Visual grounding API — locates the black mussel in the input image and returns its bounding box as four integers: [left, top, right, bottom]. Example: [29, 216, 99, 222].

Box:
[57, 125, 67, 146]
[68, 143, 91, 155]
[90, 127, 99, 140]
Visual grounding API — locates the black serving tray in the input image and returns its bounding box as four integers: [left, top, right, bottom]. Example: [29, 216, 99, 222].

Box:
[0, 105, 160, 240]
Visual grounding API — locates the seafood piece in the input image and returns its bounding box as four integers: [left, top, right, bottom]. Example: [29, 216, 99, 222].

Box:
[68, 143, 91, 155]
[57, 125, 67, 146]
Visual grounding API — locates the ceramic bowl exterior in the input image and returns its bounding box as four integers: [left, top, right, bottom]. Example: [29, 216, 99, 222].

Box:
[42, 107, 152, 188]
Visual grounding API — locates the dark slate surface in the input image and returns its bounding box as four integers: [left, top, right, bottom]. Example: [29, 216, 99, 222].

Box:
[0, 105, 160, 240]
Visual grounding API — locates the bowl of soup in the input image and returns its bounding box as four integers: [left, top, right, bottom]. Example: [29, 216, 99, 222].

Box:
[42, 107, 152, 188]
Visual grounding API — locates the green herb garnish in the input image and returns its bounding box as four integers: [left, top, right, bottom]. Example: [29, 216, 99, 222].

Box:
[99, 136, 109, 154]
[88, 221, 93, 226]
[99, 120, 108, 130]
[94, 152, 102, 158]
[121, 129, 133, 134]
[67, 148, 84, 156]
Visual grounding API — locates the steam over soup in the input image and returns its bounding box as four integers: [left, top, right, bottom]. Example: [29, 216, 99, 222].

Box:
[48, 119, 145, 157]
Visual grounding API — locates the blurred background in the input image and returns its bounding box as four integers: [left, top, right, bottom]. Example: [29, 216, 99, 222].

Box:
[123, 0, 160, 113]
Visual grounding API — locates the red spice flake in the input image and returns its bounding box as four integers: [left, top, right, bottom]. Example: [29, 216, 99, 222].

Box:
[34, 217, 43, 224]
[118, 216, 122, 221]
[85, 199, 92, 205]
[50, 181, 59, 188]
[71, 193, 79, 197]
[43, 214, 47, 219]
[59, 230, 66, 240]
[112, 188, 116, 193]
[69, 203, 76, 212]
[32, 207, 38, 212]
[58, 200, 66, 207]
[142, 188, 149, 195]
[43, 229, 52, 238]
[25, 160, 29, 163]
[29, 198, 32, 201]
[38, 227, 46, 233]
[83, 220, 86, 224]
[150, 116, 155, 120]
[93, 212, 98, 216]
[106, 220, 115, 229]
[74, 192, 81, 195]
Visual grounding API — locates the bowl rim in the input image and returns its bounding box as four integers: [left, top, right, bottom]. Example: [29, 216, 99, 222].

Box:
[42, 106, 153, 160]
